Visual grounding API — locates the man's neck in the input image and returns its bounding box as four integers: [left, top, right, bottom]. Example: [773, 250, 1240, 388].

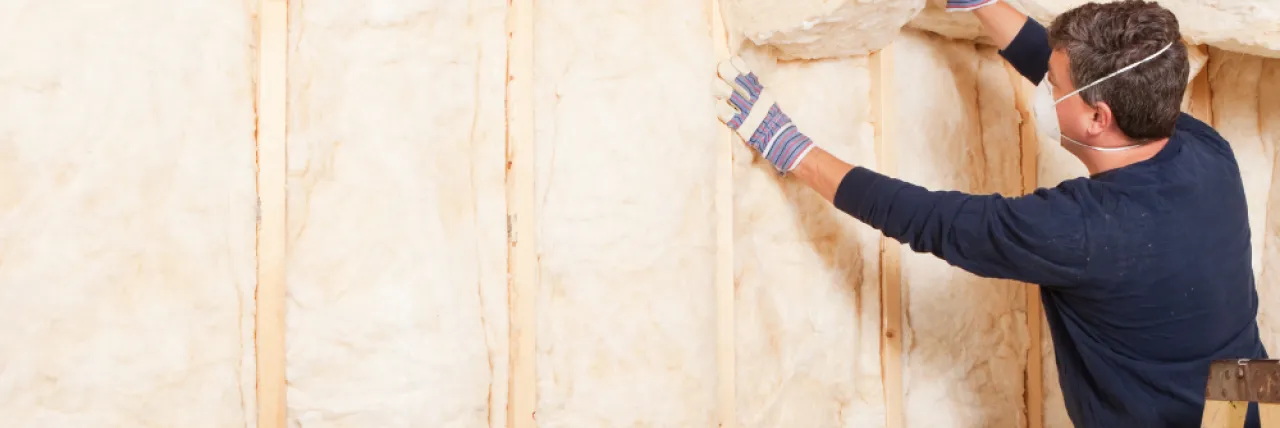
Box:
[1083, 137, 1170, 175]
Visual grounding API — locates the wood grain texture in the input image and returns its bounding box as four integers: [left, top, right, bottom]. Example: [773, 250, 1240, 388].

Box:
[710, 0, 737, 426]
[871, 42, 904, 428]
[506, 0, 536, 425]
[256, 0, 289, 426]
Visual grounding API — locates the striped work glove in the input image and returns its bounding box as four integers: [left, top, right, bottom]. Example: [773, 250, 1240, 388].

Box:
[713, 56, 815, 174]
[946, 0, 998, 11]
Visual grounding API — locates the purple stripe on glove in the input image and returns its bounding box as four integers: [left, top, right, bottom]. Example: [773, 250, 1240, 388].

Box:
[946, 0, 997, 10]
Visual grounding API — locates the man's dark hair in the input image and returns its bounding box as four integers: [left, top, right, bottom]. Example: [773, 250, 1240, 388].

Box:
[1047, 0, 1189, 142]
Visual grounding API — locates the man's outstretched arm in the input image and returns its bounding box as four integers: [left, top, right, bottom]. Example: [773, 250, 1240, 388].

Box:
[713, 57, 1091, 287]
[828, 163, 1091, 286]
[783, 143, 1090, 286]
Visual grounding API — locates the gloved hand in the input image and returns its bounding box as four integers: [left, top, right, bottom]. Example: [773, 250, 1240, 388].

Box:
[713, 56, 815, 174]
[946, 0, 998, 12]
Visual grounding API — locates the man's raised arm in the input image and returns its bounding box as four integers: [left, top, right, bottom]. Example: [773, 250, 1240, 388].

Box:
[967, 1, 1029, 50]
[959, 0, 1054, 84]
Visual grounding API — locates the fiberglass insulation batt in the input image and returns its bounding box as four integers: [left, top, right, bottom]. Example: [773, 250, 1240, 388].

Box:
[889, 30, 1031, 428]
[283, 0, 510, 426]
[730, 47, 885, 427]
[0, 1, 259, 426]
[531, 1, 720, 425]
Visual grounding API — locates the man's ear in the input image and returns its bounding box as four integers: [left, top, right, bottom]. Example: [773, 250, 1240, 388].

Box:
[1088, 100, 1114, 137]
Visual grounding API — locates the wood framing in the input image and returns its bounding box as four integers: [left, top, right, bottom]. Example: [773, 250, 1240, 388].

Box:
[1202, 400, 1250, 427]
[1004, 61, 1044, 428]
[505, 0, 537, 425]
[870, 43, 905, 428]
[709, 0, 737, 427]
[255, 0, 289, 427]
[1202, 359, 1280, 427]
[1205, 359, 1280, 403]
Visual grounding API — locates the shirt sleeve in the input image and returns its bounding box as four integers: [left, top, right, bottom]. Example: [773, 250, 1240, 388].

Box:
[833, 166, 1091, 287]
[1000, 16, 1053, 85]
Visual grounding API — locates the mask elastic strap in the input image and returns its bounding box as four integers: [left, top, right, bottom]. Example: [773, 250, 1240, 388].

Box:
[1061, 135, 1145, 152]
[1053, 42, 1174, 104]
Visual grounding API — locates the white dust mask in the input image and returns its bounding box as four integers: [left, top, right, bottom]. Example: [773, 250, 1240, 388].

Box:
[1033, 42, 1174, 152]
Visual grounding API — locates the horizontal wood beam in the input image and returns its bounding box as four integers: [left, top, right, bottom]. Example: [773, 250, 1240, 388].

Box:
[1205, 359, 1280, 403]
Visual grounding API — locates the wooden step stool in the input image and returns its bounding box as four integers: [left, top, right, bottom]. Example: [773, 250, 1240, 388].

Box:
[1203, 359, 1280, 427]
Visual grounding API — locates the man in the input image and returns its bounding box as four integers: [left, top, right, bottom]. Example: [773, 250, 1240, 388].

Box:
[712, 0, 1269, 426]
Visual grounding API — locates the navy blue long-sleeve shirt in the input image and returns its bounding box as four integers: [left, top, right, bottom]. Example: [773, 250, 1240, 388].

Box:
[833, 18, 1269, 427]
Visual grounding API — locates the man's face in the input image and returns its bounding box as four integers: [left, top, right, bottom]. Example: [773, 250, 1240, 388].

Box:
[1046, 50, 1098, 156]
